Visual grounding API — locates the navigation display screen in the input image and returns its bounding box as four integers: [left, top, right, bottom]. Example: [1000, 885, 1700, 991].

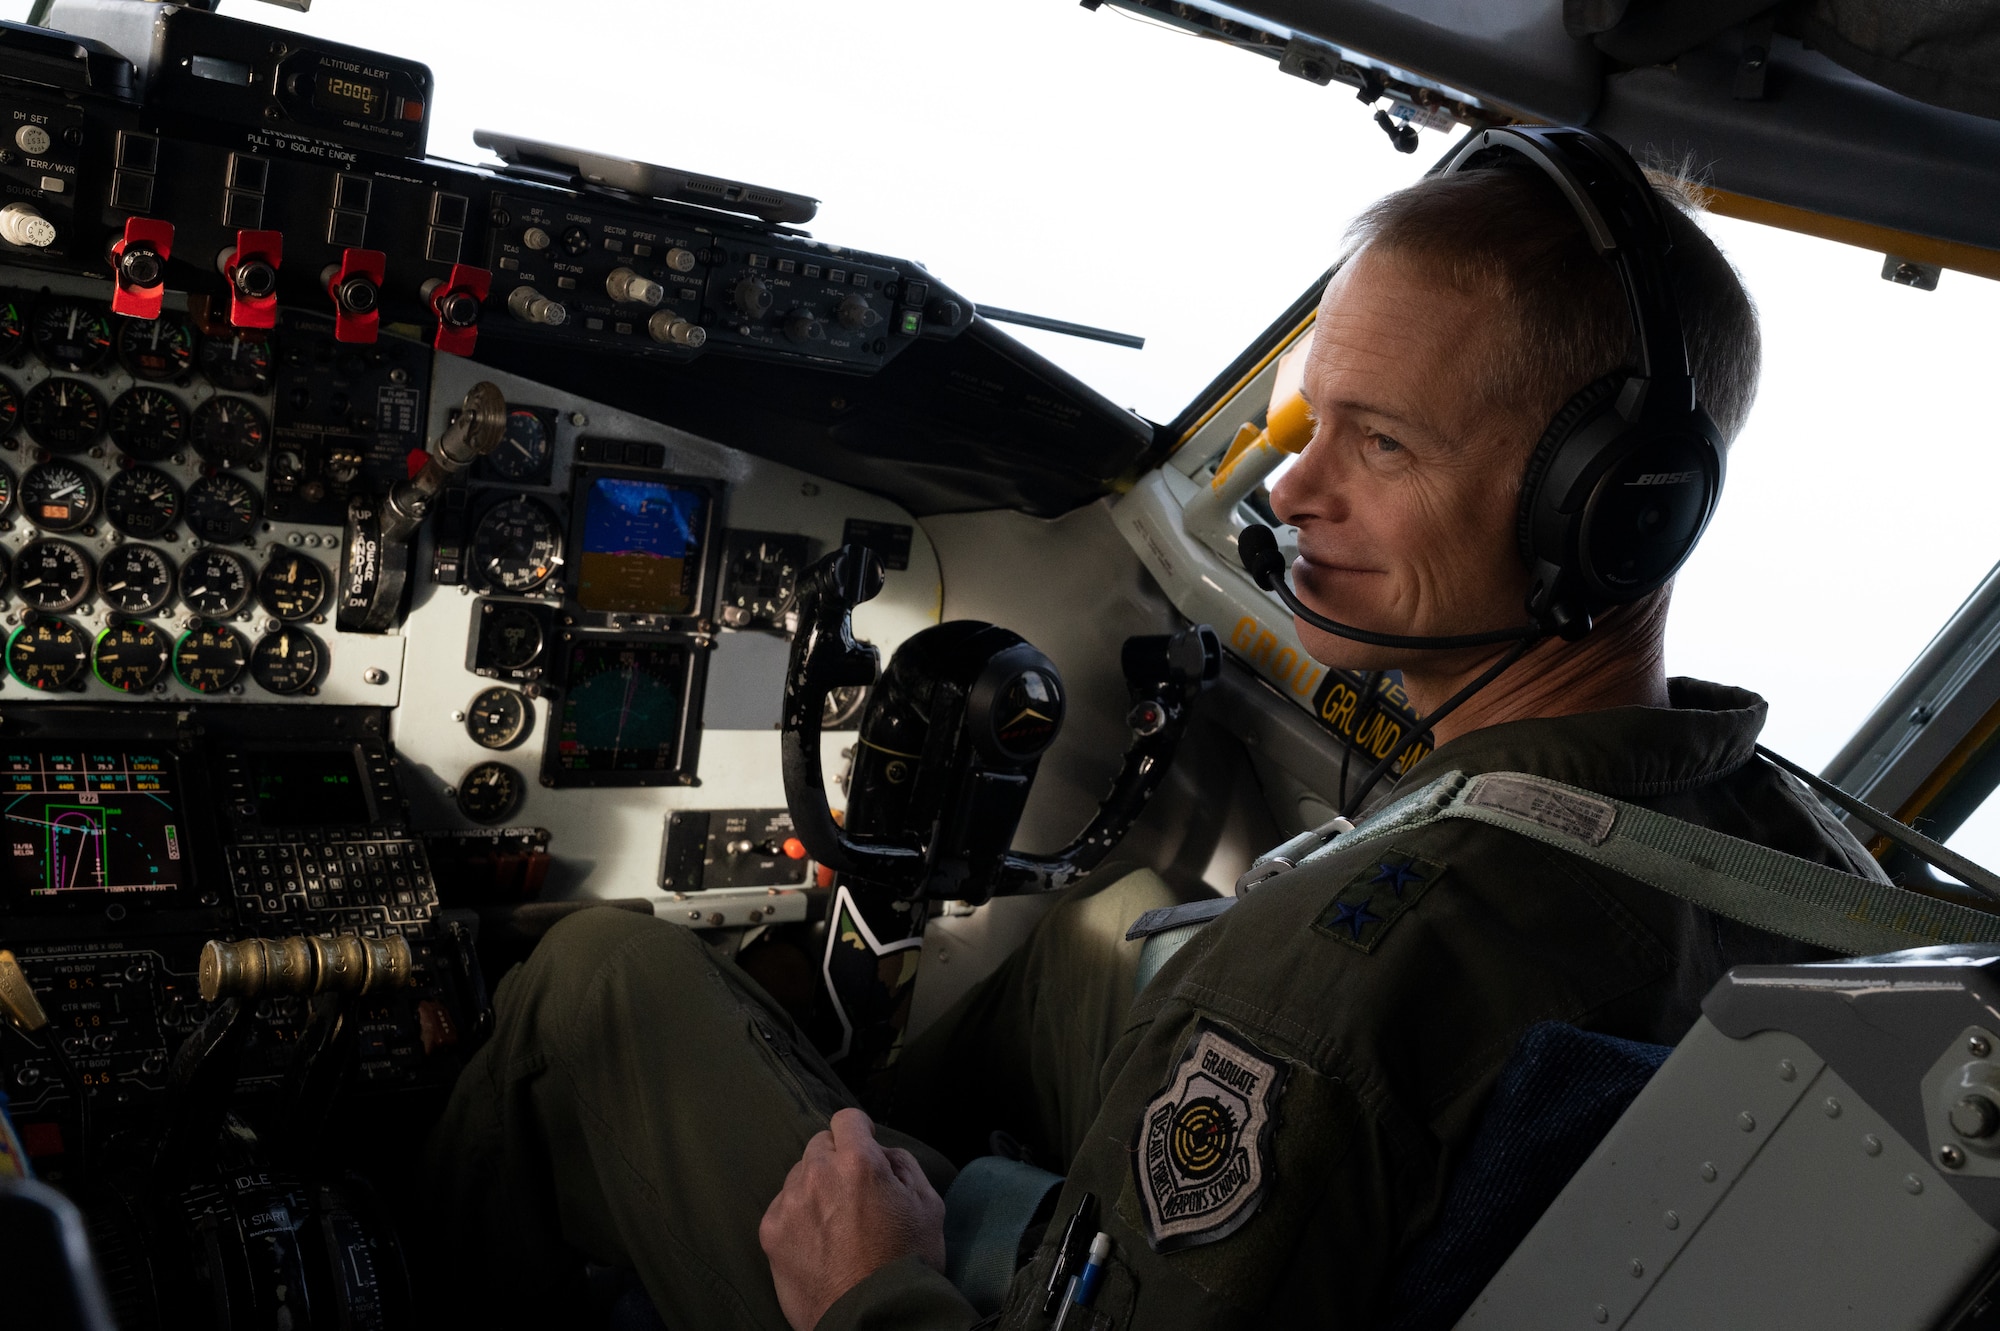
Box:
[548, 638, 696, 783]
[246, 749, 370, 827]
[1, 748, 188, 904]
[575, 477, 709, 616]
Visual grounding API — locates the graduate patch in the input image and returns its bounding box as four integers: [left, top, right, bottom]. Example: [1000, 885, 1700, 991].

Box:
[1312, 850, 1444, 953]
[1133, 1020, 1287, 1252]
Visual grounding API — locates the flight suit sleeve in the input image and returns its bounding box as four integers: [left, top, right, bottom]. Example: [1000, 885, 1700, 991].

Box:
[816, 1255, 984, 1331]
[994, 1000, 1408, 1330]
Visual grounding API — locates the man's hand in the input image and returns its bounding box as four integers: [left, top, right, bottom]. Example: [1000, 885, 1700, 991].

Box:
[761, 1107, 948, 1331]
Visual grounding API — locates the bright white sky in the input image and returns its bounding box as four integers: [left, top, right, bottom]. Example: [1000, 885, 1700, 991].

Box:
[18, 0, 2000, 851]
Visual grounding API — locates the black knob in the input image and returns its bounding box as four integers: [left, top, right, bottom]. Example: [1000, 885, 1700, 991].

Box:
[118, 246, 163, 289]
[438, 290, 481, 329]
[233, 258, 277, 299]
[1953, 1094, 2000, 1140]
[335, 275, 379, 315]
[785, 311, 824, 344]
[837, 294, 876, 330]
[734, 276, 772, 319]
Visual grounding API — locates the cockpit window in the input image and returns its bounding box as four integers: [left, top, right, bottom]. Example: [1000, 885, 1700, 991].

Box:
[248, 1, 1446, 422]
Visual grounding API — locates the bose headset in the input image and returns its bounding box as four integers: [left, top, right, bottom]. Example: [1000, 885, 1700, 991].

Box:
[1235, 124, 1729, 816]
[1237, 123, 1727, 647]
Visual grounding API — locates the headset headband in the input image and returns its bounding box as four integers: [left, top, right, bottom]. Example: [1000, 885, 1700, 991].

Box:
[1442, 127, 1697, 417]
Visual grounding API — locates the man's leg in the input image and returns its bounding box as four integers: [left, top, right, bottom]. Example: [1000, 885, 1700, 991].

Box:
[892, 866, 1200, 1171]
[425, 906, 952, 1329]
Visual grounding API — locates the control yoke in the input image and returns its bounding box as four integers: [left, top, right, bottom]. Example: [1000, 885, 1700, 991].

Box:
[781, 546, 1220, 903]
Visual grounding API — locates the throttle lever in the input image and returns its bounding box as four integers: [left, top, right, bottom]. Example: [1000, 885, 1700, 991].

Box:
[781, 546, 923, 881]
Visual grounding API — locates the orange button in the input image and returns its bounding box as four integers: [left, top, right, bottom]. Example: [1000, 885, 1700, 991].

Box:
[781, 837, 807, 860]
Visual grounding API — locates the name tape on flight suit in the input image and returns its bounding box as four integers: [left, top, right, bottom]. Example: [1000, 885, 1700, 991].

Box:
[1133, 1020, 1288, 1252]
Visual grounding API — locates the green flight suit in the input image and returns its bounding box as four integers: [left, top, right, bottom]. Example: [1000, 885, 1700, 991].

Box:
[427, 680, 1870, 1329]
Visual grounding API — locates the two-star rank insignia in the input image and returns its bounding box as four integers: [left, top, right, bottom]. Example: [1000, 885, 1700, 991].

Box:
[1132, 1020, 1289, 1252]
[1311, 850, 1445, 953]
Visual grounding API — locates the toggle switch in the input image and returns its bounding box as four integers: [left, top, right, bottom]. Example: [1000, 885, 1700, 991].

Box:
[423, 263, 491, 356]
[108, 216, 173, 319]
[322, 248, 386, 343]
[217, 229, 282, 328]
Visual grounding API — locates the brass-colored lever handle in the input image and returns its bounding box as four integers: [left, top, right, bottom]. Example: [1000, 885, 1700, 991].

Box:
[0, 949, 48, 1033]
[199, 933, 414, 1003]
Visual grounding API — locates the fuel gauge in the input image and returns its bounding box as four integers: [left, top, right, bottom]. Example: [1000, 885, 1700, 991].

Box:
[105, 465, 182, 539]
[178, 547, 253, 619]
[184, 473, 261, 544]
[109, 386, 189, 462]
[14, 539, 93, 612]
[97, 544, 176, 616]
[22, 377, 106, 453]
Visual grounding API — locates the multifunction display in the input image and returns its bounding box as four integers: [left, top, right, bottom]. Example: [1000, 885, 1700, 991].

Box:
[545, 637, 704, 786]
[245, 749, 372, 828]
[574, 476, 711, 616]
[1, 748, 188, 904]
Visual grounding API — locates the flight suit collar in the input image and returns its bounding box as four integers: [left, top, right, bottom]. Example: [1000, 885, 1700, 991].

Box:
[1399, 677, 1766, 800]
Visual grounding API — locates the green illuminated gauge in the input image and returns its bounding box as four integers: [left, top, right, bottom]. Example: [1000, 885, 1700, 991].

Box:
[7, 617, 89, 691]
[0, 375, 20, 441]
[178, 547, 253, 619]
[466, 686, 531, 750]
[105, 466, 181, 540]
[20, 460, 99, 533]
[190, 396, 268, 468]
[184, 472, 261, 544]
[22, 377, 106, 453]
[32, 299, 113, 373]
[108, 386, 189, 462]
[197, 331, 275, 393]
[173, 623, 248, 694]
[117, 315, 196, 382]
[456, 761, 525, 825]
[13, 539, 92, 612]
[255, 550, 328, 621]
[93, 620, 171, 693]
[250, 625, 320, 695]
[96, 544, 175, 616]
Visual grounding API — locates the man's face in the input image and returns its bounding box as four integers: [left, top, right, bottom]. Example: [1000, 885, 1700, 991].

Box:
[1268, 247, 1535, 673]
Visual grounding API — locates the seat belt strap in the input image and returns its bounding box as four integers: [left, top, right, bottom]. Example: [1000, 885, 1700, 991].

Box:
[1309, 769, 2000, 956]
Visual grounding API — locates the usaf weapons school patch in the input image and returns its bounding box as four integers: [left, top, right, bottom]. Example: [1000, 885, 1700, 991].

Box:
[1133, 1020, 1288, 1252]
[1312, 850, 1445, 953]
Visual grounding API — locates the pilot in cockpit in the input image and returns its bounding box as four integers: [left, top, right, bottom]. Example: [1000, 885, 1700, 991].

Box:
[423, 129, 1880, 1330]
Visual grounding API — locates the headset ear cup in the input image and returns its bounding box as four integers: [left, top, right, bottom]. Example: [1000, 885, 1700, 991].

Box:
[1514, 374, 1626, 570]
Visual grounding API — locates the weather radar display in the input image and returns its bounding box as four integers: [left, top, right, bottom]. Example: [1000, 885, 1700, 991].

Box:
[2, 748, 186, 902]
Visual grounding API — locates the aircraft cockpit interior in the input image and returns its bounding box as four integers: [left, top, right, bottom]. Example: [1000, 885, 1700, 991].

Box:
[2, 1, 2000, 1328]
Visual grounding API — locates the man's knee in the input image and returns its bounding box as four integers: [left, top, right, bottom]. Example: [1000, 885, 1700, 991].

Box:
[496, 907, 724, 1055]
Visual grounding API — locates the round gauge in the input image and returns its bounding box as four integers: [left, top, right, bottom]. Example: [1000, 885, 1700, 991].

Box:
[0, 375, 20, 439]
[184, 472, 262, 544]
[455, 761, 525, 825]
[32, 300, 113, 373]
[0, 545, 11, 592]
[255, 550, 327, 621]
[93, 620, 171, 693]
[824, 684, 867, 729]
[197, 332, 275, 393]
[22, 377, 106, 453]
[173, 623, 248, 694]
[488, 409, 552, 482]
[7, 617, 89, 692]
[466, 686, 532, 750]
[178, 547, 253, 619]
[470, 495, 562, 593]
[19, 460, 98, 532]
[13, 539, 93, 612]
[96, 544, 176, 616]
[479, 603, 545, 671]
[0, 459, 13, 518]
[105, 465, 181, 540]
[0, 293, 26, 361]
[190, 396, 268, 468]
[117, 316, 196, 382]
[250, 625, 321, 695]
[108, 387, 189, 462]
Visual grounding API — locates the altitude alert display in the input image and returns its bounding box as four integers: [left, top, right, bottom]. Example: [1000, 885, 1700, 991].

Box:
[1, 749, 187, 900]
